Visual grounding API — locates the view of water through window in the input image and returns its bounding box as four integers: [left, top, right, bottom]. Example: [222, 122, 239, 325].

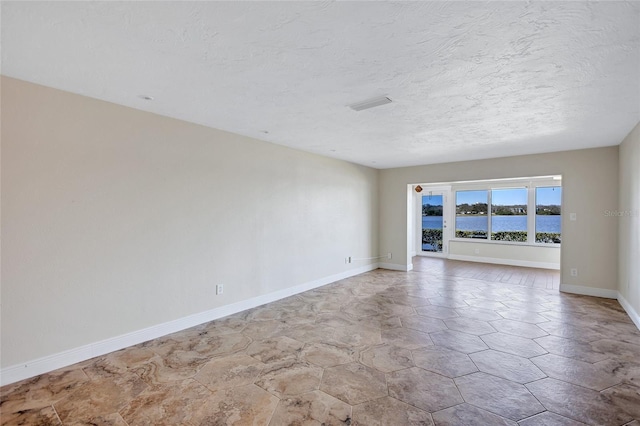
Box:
[536, 186, 562, 243]
[421, 194, 444, 252]
[491, 188, 528, 240]
[424, 215, 561, 232]
[421, 185, 562, 252]
[455, 190, 488, 239]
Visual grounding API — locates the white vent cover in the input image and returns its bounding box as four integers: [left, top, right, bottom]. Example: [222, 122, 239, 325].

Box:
[348, 96, 392, 111]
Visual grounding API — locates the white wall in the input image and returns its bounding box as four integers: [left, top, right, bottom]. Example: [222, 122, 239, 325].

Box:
[618, 121, 640, 327]
[380, 147, 620, 296]
[0, 77, 379, 371]
[448, 241, 560, 269]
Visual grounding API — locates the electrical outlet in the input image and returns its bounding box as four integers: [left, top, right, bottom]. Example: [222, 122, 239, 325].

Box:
[570, 268, 578, 277]
[387, 252, 392, 259]
[474, 248, 480, 254]
[216, 284, 224, 295]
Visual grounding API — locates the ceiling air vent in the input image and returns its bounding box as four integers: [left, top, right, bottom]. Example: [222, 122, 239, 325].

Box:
[348, 96, 392, 111]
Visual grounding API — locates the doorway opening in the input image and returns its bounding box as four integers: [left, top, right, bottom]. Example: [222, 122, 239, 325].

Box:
[409, 176, 562, 270]
[416, 187, 451, 257]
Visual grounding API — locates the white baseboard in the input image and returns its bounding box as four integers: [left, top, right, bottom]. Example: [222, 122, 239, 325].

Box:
[448, 254, 560, 270]
[379, 262, 413, 272]
[559, 283, 618, 299]
[559, 286, 639, 331]
[617, 292, 640, 331]
[0, 263, 378, 386]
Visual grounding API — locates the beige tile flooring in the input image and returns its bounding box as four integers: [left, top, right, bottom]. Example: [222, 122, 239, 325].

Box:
[412, 257, 561, 290]
[2, 258, 639, 425]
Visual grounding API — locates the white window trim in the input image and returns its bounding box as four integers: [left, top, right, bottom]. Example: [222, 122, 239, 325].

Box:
[450, 178, 562, 247]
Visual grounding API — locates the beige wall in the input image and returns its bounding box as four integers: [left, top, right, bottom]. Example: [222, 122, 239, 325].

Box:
[0, 77, 379, 368]
[618, 122, 640, 322]
[1, 75, 635, 375]
[380, 147, 620, 292]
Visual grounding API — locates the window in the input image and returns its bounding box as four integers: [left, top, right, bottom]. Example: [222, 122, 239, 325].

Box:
[536, 187, 562, 243]
[422, 194, 444, 252]
[456, 190, 488, 239]
[453, 180, 562, 245]
[491, 188, 528, 242]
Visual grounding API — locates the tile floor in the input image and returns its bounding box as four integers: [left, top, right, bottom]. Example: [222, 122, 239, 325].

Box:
[1, 257, 639, 425]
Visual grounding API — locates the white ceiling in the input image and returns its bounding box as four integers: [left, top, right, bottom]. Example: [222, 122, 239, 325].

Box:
[2, 1, 639, 169]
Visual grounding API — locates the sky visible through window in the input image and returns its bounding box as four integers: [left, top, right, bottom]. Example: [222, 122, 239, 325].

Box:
[455, 187, 562, 206]
[537, 187, 562, 206]
[456, 190, 486, 205]
[492, 188, 527, 206]
[422, 194, 443, 207]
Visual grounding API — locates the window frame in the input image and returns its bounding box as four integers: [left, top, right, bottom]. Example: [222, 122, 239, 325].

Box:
[490, 187, 529, 243]
[451, 178, 561, 247]
[535, 186, 563, 244]
[455, 189, 489, 240]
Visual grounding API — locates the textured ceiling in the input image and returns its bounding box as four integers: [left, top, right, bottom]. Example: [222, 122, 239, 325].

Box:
[2, 1, 639, 169]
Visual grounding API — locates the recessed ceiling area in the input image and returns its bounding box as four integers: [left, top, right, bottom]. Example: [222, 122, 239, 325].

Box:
[2, 1, 639, 169]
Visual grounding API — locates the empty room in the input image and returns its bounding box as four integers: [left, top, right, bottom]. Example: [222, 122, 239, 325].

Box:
[1, 2, 639, 425]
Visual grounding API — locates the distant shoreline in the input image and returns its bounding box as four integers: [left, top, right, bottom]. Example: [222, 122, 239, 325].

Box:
[421, 213, 562, 217]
